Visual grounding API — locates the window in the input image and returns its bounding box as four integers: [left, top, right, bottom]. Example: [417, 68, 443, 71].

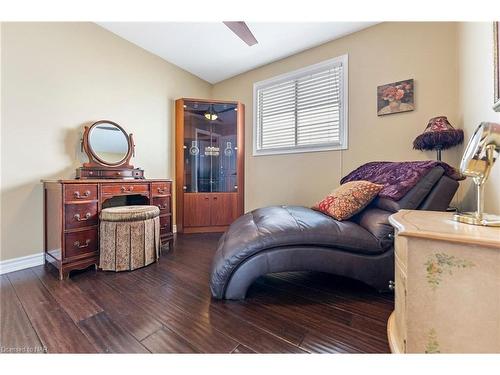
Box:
[253, 55, 348, 156]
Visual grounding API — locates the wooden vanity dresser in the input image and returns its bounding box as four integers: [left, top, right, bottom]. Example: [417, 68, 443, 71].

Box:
[43, 120, 174, 279]
[42, 179, 173, 279]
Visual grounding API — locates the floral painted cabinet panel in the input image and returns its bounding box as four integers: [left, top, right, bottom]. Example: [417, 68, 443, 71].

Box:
[388, 210, 500, 353]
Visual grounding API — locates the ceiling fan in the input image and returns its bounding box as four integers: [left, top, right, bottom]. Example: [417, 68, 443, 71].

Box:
[223, 21, 258, 46]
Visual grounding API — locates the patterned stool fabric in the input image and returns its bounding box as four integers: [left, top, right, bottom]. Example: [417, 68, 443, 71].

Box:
[99, 205, 160, 271]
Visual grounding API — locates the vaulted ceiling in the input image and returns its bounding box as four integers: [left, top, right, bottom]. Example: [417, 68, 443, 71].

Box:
[98, 22, 378, 84]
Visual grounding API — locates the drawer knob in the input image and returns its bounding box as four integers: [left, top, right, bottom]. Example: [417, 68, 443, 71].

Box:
[74, 212, 92, 221]
[388, 280, 395, 291]
[74, 239, 91, 249]
[74, 190, 91, 199]
[157, 187, 167, 194]
[157, 204, 168, 210]
[120, 186, 134, 192]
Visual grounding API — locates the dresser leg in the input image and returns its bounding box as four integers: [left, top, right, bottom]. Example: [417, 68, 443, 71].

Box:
[160, 240, 172, 254]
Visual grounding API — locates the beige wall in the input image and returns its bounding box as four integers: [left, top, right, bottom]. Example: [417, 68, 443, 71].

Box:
[212, 22, 461, 212]
[0, 22, 211, 261]
[457, 22, 500, 215]
[2, 21, 496, 263]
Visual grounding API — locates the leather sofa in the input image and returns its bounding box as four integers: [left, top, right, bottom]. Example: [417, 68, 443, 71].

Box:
[210, 166, 459, 300]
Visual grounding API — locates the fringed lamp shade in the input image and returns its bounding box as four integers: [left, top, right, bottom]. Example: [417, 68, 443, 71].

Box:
[413, 116, 464, 160]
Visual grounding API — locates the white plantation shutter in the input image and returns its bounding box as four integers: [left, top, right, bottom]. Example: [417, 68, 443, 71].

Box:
[254, 56, 348, 155]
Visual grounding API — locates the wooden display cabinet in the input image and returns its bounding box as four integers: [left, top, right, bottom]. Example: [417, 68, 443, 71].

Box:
[175, 98, 244, 233]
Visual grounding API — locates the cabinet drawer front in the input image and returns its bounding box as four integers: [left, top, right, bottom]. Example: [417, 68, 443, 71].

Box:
[100, 170, 134, 179]
[64, 184, 98, 202]
[153, 197, 171, 214]
[210, 193, 239, 226]
[65, 202, 98, 230]
[64, 229, 98, 259]
[152, 182, 171, 196]
[160, 215, 172, 233]
[183, 193, 211, 227]
[101, 183, 149, 196]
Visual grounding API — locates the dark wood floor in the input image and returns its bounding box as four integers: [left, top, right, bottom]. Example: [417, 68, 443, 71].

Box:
[1, 233, 394, 353]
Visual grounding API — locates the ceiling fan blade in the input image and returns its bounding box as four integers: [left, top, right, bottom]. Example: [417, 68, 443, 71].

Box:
[223, 21, 258, 46]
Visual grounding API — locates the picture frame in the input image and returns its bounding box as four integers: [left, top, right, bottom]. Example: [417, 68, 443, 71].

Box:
[377, 79, 414, 116]
[494, 22, 500, 111]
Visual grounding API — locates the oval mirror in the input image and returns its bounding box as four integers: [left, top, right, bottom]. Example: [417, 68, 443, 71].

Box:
[88, 121, 130, 165]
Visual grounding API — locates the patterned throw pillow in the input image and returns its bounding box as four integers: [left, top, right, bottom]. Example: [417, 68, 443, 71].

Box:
[312, 181, 384, 221]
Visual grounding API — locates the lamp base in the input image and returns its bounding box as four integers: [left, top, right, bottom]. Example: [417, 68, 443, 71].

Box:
[453, 212, 500, 227]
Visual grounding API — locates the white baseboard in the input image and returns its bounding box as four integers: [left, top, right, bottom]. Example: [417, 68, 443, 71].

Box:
[0, 226, 177, 276]
[0, 252, 45, 275]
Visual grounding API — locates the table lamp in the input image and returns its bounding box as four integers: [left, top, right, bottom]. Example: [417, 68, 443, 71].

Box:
[413, 116, 464, 161]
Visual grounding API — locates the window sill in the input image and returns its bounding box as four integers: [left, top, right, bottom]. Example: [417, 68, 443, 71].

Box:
[252, 144, 348, 156]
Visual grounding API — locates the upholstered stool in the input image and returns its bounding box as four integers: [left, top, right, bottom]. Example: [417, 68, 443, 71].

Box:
[99, 205, 161, 271]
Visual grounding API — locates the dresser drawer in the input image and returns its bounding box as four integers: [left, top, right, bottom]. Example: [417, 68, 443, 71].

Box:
[64, 229, 98, 260]
[65, 202, 98, 230]
[64, 184, 98, 202]
[152, 182, 171, 197]
[77, 168, 144, 179]
[101, 170, 134, 179]
[101, 183, 149, 196]
[159, 215, 172, 233]
[153, 197, 171, 214]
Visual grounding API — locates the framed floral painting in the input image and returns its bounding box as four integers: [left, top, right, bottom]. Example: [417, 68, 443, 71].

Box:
[494, 22, 500, 112]
[377, 78, 414, 116]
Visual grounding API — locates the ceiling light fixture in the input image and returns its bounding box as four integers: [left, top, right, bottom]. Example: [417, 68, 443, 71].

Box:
[204, 113, 218, 121]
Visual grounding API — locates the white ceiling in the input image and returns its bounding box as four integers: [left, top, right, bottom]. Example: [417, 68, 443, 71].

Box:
[98, 22, 378, 84]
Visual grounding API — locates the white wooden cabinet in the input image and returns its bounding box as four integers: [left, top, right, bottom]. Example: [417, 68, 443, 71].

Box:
[388, 210, 500, 353]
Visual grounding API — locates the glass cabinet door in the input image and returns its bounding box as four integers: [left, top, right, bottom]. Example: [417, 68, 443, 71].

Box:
[183, 101, 238, 193]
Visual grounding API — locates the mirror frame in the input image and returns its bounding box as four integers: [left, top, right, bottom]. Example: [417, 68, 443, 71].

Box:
[494, 22, 500, 111]
[82, 120, 135, 168]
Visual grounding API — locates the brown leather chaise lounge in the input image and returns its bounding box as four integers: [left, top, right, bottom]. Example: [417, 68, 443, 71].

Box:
[210, 166, 459, 300]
